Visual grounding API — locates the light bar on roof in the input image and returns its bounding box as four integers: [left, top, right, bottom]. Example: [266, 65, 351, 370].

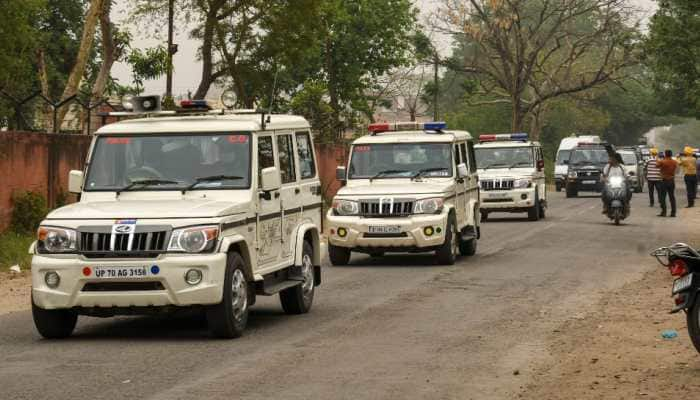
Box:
[479, 133, 529, 142]
[368, 121, 447, 133]
[180, 99, 210, 109]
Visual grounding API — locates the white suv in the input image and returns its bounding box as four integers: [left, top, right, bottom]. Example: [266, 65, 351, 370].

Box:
[327, 122, 480, 266]
[30, 97, 322, 339]
[475, 134, 547, 221]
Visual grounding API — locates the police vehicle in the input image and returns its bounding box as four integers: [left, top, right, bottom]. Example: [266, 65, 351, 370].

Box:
[474, 133, 547, 221]
[30, 95, 322, 339]
[327, 122, 481, 266]
[564, 143, 609, 197]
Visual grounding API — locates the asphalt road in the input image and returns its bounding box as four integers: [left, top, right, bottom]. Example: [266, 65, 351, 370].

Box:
[0, 190, 694, 400]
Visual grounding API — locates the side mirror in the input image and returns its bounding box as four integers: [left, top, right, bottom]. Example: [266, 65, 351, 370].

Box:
[68, 170, 84, 194]
[537, 159, 545, 171]
[336, 166, 347, 182]
[457, 163, 469, 178]
[260, 167, 281, 193]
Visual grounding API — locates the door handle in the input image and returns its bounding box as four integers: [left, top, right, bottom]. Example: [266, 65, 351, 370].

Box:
[274, 192, 281, 199]
[295, 188, 301, 194]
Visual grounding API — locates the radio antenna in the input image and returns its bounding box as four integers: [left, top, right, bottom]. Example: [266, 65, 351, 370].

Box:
[261, 65, 279, 131]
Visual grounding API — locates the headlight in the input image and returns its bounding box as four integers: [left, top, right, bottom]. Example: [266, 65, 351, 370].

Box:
[168, 225, 219, 253]
[568, 171, 577, 178]
[513, 178, 532, 189]
[609, 176, 624, 188]
[414, 197, 444, 214]
[37, 226, 77, 253]
[333, 199, 359, 216]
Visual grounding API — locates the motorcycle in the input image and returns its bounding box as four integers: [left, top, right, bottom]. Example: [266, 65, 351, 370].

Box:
[651, 243, 700, 353]
[604, 175, 630, 225]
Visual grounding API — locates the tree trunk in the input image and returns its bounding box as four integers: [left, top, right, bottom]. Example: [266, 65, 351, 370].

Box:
[194, 8, 218, 100]
[510, 99, 524, 133]
[83, 0, 115, 133]
[55, 0, 103, 131]
[325, 33, 342, 141]
[37, 49, 51, 130]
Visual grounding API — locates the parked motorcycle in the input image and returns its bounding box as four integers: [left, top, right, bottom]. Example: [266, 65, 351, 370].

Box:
[604, 175, 630, 225]
[651, 243, 700, 353]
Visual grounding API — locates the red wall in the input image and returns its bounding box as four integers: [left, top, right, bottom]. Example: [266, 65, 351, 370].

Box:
[0, 132, 92, 231]
[0, 132, 348, 231]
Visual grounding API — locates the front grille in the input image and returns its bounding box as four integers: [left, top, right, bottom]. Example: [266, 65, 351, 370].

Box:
[82, 282, 165, 291]
[480, 179, 514, 191]
[359, 199, 414, 217]
[78, 226, 169, 258]
[576, 170, 600, 178]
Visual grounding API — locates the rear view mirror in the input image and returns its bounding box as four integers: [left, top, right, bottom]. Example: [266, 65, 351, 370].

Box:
[336, 166, 347, 182]
[537, 159, 545, 171]
[68, 170, 84, 194]
[457, 163, 469, 178]
[260, 167, 281, 193]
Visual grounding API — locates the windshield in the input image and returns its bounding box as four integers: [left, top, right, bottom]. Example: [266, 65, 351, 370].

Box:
[348, 143, 452, 179]
[475, 147, 534, 169]
[569, 149, 608, 165]
[85, 133, 251, 191]
[556, 150, 571, 165]
[620, 152, 637, 165]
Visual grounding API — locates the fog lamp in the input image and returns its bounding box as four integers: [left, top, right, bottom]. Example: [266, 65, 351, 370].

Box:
[185, 269, 203, 286]
[423, 226, 435, 236]
[337, 228, 348, 237]
[45, 271, 60, 288]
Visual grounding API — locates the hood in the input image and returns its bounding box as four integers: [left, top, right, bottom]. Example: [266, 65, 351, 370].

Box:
[477, 168, 534, 179]
[46, 198, 246, 220]
[572, 164, 604, 171]
[337, 181, 452, 197]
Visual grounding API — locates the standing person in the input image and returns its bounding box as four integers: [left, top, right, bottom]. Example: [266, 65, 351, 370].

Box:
[645, 148, 662, 207]
[657, 149, 678, 217]
[679, 146, 697, 207]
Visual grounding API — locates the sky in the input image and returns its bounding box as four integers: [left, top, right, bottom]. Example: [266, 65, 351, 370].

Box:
[112, 0, 658, 98]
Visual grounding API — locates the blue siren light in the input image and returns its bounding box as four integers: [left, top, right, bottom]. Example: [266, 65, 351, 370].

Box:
[423, 121, 447, 131]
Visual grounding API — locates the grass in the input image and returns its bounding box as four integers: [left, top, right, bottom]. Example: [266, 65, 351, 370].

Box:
[0, 232, 34, 272]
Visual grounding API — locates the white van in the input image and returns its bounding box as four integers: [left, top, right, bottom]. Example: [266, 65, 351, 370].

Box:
[554, 135, 601, 191]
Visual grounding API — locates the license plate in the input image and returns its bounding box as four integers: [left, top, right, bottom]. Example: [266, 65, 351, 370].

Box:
[583, 180, 597, 184]
[368, 225, 401, 234]
[93, 266, 150, 279]
[489, 192, 509, 198]
[673, 274, 693, 294]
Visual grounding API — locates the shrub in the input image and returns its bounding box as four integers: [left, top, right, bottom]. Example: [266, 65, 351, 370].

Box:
[10, 191, 48, 234]
[0, 231, 34, 271]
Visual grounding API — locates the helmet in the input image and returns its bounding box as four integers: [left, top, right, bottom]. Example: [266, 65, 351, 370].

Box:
[650, 148, 658, 156]
[684, 146, 694, 156]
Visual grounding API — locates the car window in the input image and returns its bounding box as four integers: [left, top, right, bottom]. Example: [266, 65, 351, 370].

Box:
[277, 134, 297, 184]
[296, 132, 316, 179]
[257, 136, 275, 188]
[467, 141, 477, 173]
[454, 144, 461, 171]
[459, 143, 468, 169]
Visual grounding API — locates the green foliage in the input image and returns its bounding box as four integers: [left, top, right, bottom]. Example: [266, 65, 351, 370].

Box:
[289, 80, 335, 142]
[645, 0, 700, 117]
[10, 191, 48, 235]
[0, 232, 34, 271]
[127, 46, 169, 94]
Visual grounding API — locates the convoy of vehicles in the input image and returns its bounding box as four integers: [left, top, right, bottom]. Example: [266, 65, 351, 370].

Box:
[327, 122, 480, 266]
[554, 135, 601, 192]
[31, 96, 323, 339]
[474, 134, 547, 221]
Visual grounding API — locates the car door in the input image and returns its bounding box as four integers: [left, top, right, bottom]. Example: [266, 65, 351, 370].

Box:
[295, 131, 322, 228]
[276, 132, 300, 261]
[535, 146, 546, 201]
[256, 134, 282, 267]
[453, 142, 467, 224]
[465, 140, 480, 221]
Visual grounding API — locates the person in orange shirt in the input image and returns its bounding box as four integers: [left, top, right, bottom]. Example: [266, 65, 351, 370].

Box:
[657, 149, 678, 217]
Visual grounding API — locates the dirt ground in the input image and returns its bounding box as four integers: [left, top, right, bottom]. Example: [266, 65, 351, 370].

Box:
[521, 265, 700, 399]
[0, 272, 31, 316]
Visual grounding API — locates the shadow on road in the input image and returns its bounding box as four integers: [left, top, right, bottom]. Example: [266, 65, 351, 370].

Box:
[335, 253, 446, 268]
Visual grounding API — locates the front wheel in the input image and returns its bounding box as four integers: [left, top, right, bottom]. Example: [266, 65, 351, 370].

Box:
[687, 300, 700, 354]
[207, 253, 250, 338]
[32, 299, 77, 339]
[436, 215, 458, 265]
[328, 244, 351, 266]
[565, 186, 578, 198]
[480, 211, 488, 222]
[280, 241, 315, 315]
[528, 194, 541, 221]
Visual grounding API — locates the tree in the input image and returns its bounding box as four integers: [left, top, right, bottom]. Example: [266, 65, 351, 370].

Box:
[439, 0, 638, 137]
[645, 0, 700, 117]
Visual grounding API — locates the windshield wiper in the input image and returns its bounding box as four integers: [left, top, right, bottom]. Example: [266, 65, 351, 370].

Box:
[412, 167, 448, 180]
[182, 175, 244, 193]
[116, 179, 180, 196]
[369, 169, 408, 182]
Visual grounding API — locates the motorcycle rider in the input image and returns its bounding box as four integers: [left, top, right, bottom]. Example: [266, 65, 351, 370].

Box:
[601, 152, 629, 214]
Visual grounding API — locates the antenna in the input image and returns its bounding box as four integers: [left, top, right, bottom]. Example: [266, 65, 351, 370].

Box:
[261, 65, 279, 131]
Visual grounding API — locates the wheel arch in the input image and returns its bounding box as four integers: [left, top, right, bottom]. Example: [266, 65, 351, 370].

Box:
[294, 223, 321, 266]
[219, 235, 255, 280]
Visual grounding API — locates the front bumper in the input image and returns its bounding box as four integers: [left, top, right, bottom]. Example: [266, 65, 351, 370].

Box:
[566, 177, 602, 192]
[480, 188, 536, 212]
[31, 252, 228, 310]
[327, 211, 448, 250]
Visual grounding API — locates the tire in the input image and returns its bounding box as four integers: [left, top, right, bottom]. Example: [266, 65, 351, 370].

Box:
[565, 186, 578, 198]
[207, 253, 250, 338]
[32, 299, 77, 339]
[458, 234, 477, 256]
[328, 244, 351, 266]
[538, 197, 546, 219]
[280, 241, 315, 315]
[686, 301, 700, 354]
[480, 211, 488, 222]
[528, 194, 541, 221]
[555, 182, 562, 192]
[436, 215, 458, 265]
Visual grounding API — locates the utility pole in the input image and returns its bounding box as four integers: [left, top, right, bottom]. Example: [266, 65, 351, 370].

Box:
[433, 53, 439, 121]
[165, 0, 175, 100]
